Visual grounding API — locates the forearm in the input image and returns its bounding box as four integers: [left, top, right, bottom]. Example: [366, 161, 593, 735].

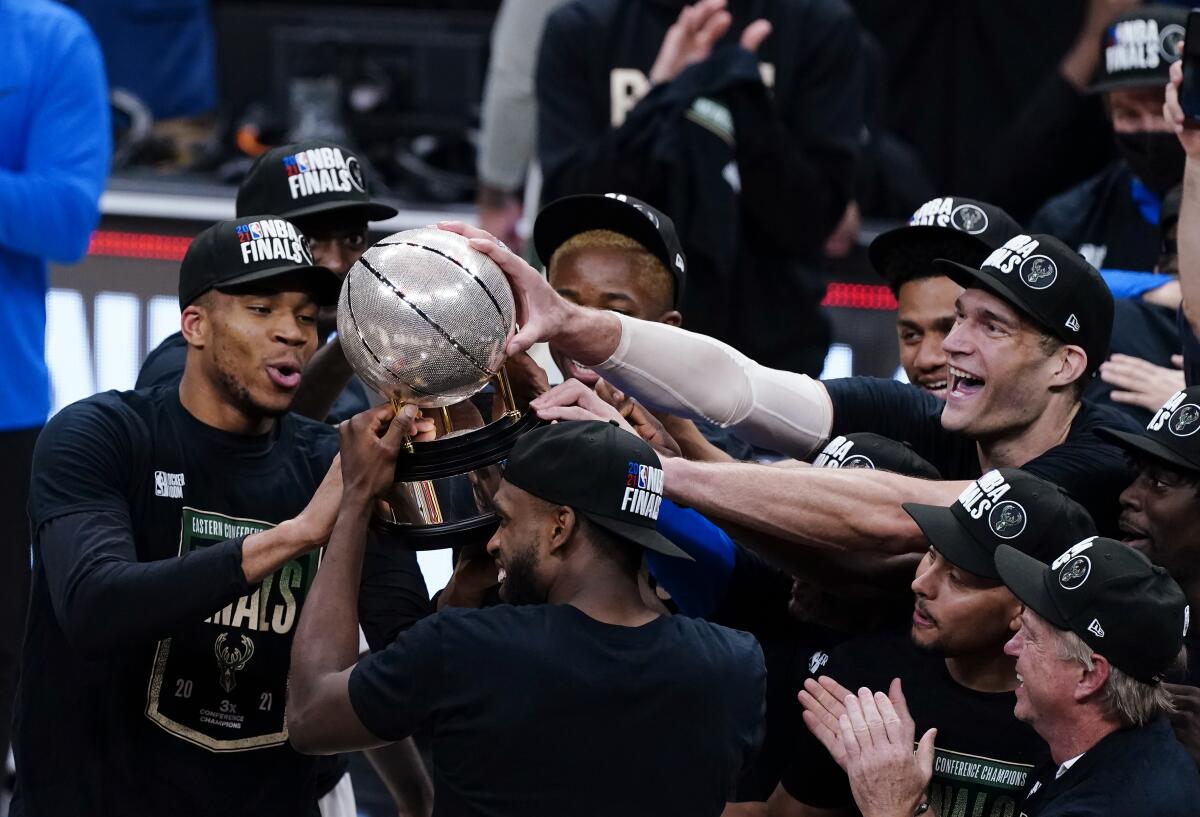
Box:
[42, 512, 251, 658]
[595, 314, 833, 459]
[662, 458, 961, 557]
[290, 492, 372, 701]
[365, 739, 434, 817]
[1180, 159, 1200, 334]
[289, 337, 356, 422]
[241, 518, 322, 584]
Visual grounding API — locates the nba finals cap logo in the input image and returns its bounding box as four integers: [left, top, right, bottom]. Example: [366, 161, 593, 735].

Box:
[1051, 537, 1097, 590]
[623, 461, 664, 521]
[1148, 390, 1200, 437]
[234, 219, 313, 266]
[981, 235, 1057, 289]
[281, 146, 366, 200]
[956, 470, 1014, 522]
[907, 197, 988, 235]
[1105, 17, 1184, 73]
[812, 436, 875, 470]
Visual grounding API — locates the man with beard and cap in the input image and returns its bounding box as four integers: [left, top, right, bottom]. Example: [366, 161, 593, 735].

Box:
[138, 139, 398, 425]
[11, 217, 431, 817]
[869, 197, 1023, 399]
[1032, 5, 1188, 273]
[1096, 384, 1200, 763]
[287, 417, 765, 817]
[817, 538, 1199, 817]
[639, 432, 941, 807]
[777, 469, 1096, 817]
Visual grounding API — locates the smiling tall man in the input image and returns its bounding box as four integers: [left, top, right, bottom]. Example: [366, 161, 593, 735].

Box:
[10, 216, 431, 817]
[443, 222, 1139, 565]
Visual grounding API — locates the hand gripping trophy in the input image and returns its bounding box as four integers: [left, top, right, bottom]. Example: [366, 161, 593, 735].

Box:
[337, 227, 540, 550]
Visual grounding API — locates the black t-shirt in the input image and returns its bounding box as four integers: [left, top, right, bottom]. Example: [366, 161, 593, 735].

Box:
[13, 386, 430, 817]
[1019, 717, 1200, 817]
[713, 546, 853, 801]
[824, 377, 1140, 537]
[781, 631, 1045, 815]
[349, 603, 766, 817]
[1085, 301, 1180, 427]
[1030, 161, 1159, 274]
[137, 331, 372, 424]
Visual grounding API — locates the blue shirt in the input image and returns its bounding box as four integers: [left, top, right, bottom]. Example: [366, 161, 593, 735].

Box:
[0, 0, 109, 430]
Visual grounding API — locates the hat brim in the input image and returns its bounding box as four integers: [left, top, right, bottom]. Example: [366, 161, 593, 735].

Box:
[1089, 75, 1173, 95]
[282, 199, 399, 225]
[534, 195, 674, 280]
[903, 502, 999, 579]
[994, 545, 1071, 629]
[933, 258, 1064, 340]
[868, 226, 991, 286]
[579, 510, 694, 561]
[1095, 427, 1200, 474]
[217, 263, 343, 306]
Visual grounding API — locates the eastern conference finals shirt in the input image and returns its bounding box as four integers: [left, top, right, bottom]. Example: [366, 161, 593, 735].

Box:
[781, 631, 1045, 817]
[15, 386, 429, 817]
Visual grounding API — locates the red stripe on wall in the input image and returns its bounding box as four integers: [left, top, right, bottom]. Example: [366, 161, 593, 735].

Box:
[86, 231, 899, 311]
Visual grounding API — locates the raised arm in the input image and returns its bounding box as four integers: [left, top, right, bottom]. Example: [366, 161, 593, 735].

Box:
[439, 221, 835, 458]
[661, 458, 965, 566]
[288, 405, 432, 755]
[31, 403, 341, 659]
[1165, 56, 1200, 337]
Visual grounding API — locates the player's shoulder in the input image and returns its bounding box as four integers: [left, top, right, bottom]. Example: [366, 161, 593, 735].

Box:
[1074, 397, 1143, 437]
[45, 387, 166, 435]
[3, 0, 93, 38]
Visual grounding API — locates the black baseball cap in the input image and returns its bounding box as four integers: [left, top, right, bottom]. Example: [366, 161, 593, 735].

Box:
[502, 420, 692, 559]
[996, 537, 1188, 684]
[1090, 6, 1187, 94]
[533, 193, 687, 307]
[903, 469, 1097, 580]
[810, 433, 941, 480]
[934, 233, 1114, 375]
[1097, 386, 1200, 474]
[178, 216, 341, 309]
[236, 140, 398, 227]
[868, 196, 1022, 289]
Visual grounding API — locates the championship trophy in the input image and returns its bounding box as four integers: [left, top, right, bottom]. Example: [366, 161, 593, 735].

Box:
[337, 227, 540, 549]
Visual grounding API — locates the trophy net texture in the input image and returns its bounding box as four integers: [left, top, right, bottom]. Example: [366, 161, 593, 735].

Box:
[337, 228, 516, 408]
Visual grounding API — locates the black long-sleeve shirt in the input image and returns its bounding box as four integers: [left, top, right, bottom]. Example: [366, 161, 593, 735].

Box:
[14, 386, 430, 817]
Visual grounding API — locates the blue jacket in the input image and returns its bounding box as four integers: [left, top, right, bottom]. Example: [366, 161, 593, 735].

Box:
[0, 0, 110, 430]
[1020, 717, 1200, 817]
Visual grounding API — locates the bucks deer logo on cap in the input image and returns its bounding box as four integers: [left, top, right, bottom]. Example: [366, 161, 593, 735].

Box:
[345, 156, 366, 193]
[1169, 404, 1200, 437]
[1059, 556, 1092, 590]
[988, 501, 1027, 540]
[1161, 23, 1186, 62]
[1020, 255, 1058, 289]
[950, 204, 988, 235]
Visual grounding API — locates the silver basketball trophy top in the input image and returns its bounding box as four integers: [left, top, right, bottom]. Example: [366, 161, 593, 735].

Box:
[337, 227, 515, 408]
[337, 227, 539, 550]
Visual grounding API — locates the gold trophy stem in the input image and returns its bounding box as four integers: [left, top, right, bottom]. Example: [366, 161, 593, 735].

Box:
[390, 398, 415, 452]
[440, 405, 454, 434]
[495, 366, 522, 420]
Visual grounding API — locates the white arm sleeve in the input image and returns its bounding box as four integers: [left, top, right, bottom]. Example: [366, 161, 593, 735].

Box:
[594, 314, 834, 459]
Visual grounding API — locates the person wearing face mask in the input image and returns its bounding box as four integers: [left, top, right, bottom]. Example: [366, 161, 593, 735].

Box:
[1031, 5, 1188, 274]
